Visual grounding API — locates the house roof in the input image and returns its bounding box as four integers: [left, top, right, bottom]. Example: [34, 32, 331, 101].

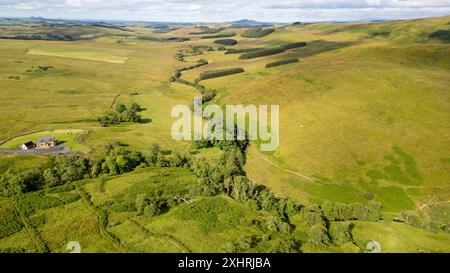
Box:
[23, 141, 35, 147]
[38, 136, 55, 143]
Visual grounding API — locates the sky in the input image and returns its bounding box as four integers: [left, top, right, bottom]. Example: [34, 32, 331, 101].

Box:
[0, 0, 449, 22]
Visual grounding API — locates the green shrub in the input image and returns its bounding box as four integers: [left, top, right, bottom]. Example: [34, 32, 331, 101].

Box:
[14, 192, 65, 216]
[329, 222, 354, 245]
[56, 192, 81, 204]
[266, 58, 299, 68]
[28, 215, 46, 228]
[109, 201, 136, 213]
[214, 39, 238, 46]
[321, 201, 383, 222]
[241, 28, 275, 38]
[307, 224, 331, 247]
[239, 47, 285, 59]
[197, 68, 244, 81]
[281, 42, 307, 50]
[225, 48, 260, 54]
[0, 210, 23, 239]
[98, 102, 143, 127]
[302, 206, 328, 227]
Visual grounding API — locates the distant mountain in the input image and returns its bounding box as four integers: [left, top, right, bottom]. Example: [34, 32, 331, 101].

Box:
[229, 19, 273, 28]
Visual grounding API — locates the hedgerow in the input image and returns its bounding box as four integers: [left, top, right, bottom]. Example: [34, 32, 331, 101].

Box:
[214, 39, 238, 46]
[281, 42, 307, 50]
[201, 33, 236, 39]
[130, 219, 191, 253]
[239, 47, 285, 59]
[197, 68, 245, 81]
[225, 48, 260, 54]
[265, 58, 299, 68]
[77, 186, 121, 246]
[189, 28, 225, 35]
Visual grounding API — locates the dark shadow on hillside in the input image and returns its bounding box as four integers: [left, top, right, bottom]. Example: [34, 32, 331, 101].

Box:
[160, 150, 172, 155]
[429, 30, 450, 43]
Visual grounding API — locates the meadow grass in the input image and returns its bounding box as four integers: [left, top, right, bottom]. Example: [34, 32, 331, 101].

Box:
[27, 45, 134, 64]
[0, 16, 449, 253]
[0, 129, 89, 152]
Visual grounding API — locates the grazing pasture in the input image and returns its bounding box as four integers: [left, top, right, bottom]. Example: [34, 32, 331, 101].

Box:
[27, 45, 134, 64]
[0, 16, 449, 253]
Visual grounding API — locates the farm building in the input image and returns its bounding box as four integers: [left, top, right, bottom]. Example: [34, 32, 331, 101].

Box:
[21, 141, 36, 150]
[36, 136, 56, 149]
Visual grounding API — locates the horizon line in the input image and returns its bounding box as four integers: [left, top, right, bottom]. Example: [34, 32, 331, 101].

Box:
[1, 14, 449, 24]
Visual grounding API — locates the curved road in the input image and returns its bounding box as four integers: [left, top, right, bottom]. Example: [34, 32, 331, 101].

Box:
[0, 146, 84, 156]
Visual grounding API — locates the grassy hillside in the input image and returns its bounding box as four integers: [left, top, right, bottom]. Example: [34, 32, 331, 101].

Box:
[185, 17, 450, 226]
[0, 16, 449, 253]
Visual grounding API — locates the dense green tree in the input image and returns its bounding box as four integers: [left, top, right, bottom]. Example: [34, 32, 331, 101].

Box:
[329, 222, 354, 245]
[115, 103, 127, 114]
[148, 144, 160, 166]
[307, 224, 331, 247]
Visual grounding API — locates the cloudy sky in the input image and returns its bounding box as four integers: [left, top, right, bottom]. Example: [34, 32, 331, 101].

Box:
[0, 0, 449, 22]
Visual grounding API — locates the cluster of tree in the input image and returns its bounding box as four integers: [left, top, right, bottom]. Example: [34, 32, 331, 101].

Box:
[321, 201, 383, 222]
[393, 211, 448, 233]
[241, 28, 275, 38]
[27, 66, 54, 72]
[188, 148, 303, 221]
[329, 222, 354, 246]
[135, 190, 172, 217]
[225, 48, 260, 54]
[92, 23, 132, 32]
[196, 68, 245, 82]
[239, 47, 286, 59]
[175, 52, 185, 62]
[0, 34, 74, 41]
[266, 58, 299, 68]
[169, 58, 218, 104]
[97, 102, 143, 127]
[281, 42, 307, 50]
[167, 37, 190, 42]
[170, 59, 208, 82]
[201, 33, 236, 39]
[238, 42, 307, 60]
[0, 144, 147, 197]
[301, 201, 382, 247]
[214, 39, 238, 46]
[189, 28, 225, 35]
[0, 210, 23, 239]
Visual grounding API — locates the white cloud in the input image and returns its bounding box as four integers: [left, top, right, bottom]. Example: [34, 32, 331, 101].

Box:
[0, 0, 449, 22]
[188, 4, 202, 11]
[65, 0, 82, 7]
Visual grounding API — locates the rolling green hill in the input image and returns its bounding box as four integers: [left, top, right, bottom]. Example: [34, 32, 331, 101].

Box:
[0, 16, 449, 253]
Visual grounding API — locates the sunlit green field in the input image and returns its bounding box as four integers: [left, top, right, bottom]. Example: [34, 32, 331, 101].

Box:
[28, 45, 134, 64]
[0, 16, 449, 253]
[185, 17, 450, 223]
[0, 129, 89, 152]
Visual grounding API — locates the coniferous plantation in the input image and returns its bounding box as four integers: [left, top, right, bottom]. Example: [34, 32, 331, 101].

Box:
[0, 0, 449, 258]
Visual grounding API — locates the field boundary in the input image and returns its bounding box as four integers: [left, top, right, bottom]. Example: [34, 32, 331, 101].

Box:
[129, 219, 191, 253]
